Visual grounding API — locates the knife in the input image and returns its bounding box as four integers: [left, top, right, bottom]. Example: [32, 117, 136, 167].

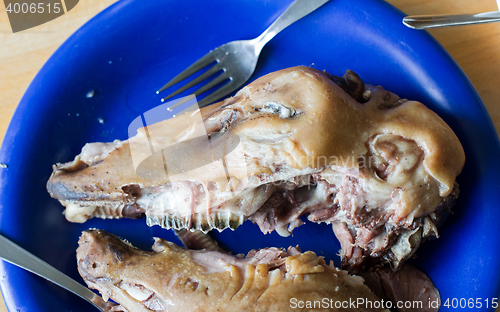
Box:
[403, 11, 500, 29]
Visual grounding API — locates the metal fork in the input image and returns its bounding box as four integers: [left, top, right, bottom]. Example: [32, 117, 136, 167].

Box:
[0, 234, 114, 312]
[157, 0, 330, 109]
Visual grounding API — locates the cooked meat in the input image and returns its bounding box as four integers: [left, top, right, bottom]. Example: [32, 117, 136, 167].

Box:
[173, 228, 441, 312]
[362, 264, 440, 312]
[48, 66, 465, 269]
[77, 229, 388, 312]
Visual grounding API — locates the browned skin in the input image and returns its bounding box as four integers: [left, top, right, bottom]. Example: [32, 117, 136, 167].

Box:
[77, 230, 388, 312]
[48, 67, 464, 201]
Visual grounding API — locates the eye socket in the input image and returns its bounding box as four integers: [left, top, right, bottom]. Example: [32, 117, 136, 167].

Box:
[256, 101, 297, 118]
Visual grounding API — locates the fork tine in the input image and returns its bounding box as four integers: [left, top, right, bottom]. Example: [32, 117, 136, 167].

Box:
[164, 71, 229, 109]
[160, 64, 223, 102]
[157, 53, 217, 94]
[187, 71, 230, 99]
[197, 80, 241, 108]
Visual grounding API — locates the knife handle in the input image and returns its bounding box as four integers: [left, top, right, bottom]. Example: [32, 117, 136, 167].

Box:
[403, 12, 500, 29]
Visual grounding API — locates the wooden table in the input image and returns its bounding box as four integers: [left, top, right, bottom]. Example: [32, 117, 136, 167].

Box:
[1, 0, 499, 311]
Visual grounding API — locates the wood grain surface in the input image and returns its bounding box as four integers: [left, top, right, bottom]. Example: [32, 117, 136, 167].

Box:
[1, 0, 500, 311]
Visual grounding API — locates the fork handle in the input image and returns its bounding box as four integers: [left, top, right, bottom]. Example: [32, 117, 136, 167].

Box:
[0, 234, 113, 311]
[403, 11, 500, 29]
[255, 0, 329, 47]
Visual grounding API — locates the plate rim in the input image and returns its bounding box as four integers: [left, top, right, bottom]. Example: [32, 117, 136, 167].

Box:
[1, 0, 500, 310]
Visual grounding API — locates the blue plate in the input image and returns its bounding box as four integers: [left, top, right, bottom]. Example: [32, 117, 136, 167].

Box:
[1, 0, 500, 310]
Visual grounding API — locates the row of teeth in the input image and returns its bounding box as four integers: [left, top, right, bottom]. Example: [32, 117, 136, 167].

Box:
[94, 204, 123, 218]
[146, 211, 245, 233]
